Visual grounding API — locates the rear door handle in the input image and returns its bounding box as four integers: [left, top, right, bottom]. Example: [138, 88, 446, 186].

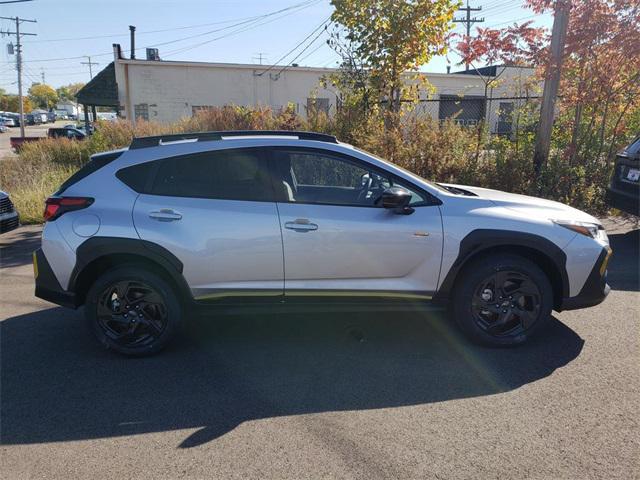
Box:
[149, 209, 182, 222]
[284, 218, 318, 232]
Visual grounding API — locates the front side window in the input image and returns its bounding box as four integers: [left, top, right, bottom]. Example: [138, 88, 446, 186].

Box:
[271, 149, 427, 207]
[151, 149, 273, 201]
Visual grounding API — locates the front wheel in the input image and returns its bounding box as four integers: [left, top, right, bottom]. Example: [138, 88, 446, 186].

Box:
[452, 254, 553, 347]
[85, 266, 182, 356]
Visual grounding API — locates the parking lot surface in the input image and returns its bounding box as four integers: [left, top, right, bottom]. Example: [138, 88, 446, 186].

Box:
[0, 218, 638, 479]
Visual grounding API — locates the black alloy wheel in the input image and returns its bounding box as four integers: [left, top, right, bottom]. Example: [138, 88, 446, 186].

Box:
[97, 280, 168, 348]
[471, 270, 542, 337]
[452, 253, 553, 347]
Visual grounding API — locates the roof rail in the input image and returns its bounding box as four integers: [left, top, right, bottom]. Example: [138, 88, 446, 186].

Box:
[129, 130, 338, 150]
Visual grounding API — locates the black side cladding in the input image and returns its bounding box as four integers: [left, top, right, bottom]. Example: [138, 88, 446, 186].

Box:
[434, 229, 570, 303]
[55, 151, 124, 195]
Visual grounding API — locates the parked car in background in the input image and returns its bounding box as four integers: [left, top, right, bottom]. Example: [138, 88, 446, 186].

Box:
[65, 123, 95, 135]
[5, 113, 21, 126]
[606, 136, 640, 216]
[47, 112, 57, 123]
[55, 110, 69, 120]
[10, 136, 42, 152]
[0, 191, 19, 234]
[25, 114, 39, 125]
[33, 130, 612, 356]
[1, 116, 16, 127]
[48, 126, 86, 140]
[0, 123, 8, 133]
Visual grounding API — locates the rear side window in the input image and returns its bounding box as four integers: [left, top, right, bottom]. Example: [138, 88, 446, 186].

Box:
[116, 161, 155, 193]
[151, 149, 273, 201]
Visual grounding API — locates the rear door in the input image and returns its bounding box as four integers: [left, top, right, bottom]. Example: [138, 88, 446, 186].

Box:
[131, 147, 284, 301]
[269, 147, 443, 297]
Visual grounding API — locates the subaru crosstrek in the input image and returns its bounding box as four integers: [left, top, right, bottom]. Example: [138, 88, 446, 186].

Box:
[33, 130, 612, 356]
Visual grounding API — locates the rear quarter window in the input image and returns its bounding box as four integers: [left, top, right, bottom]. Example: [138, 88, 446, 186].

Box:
[116, 161, 156, 193]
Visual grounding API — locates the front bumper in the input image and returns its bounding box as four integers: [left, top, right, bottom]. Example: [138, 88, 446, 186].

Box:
[33, 248, 78, 309]
[560, 246, 612, 311]
[0, 211, 19, 234]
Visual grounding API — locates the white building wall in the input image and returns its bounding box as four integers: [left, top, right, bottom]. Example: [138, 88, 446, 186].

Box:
[114, 60, 339, 124]
[113, 57, 538, 132]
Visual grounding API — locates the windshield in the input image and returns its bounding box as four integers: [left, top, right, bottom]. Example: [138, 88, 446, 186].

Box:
[352, 146, 451, 193]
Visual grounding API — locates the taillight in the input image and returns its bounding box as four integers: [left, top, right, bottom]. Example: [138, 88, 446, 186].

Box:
[43, 197, 94, 222]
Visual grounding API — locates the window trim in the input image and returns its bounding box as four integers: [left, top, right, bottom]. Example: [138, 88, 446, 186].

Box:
[265, 146, 441, 208]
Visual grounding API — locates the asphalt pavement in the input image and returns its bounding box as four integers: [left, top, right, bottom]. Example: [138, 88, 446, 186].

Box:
[0, 218, 638, 479]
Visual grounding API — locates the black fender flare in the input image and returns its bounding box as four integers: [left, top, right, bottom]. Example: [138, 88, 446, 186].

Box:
[69, 237, 191, 301]
[435, 229, 569, 303]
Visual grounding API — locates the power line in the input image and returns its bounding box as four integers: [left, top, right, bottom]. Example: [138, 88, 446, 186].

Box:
[256, 17, 330, 76]
[19, 0, 320, 63]
[273, 27, 329, 77]
[24, 0, 319, 44]
[161, 4, 322, 59]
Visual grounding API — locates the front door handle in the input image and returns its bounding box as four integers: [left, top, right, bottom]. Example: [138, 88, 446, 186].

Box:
[284, 218, 318, 232]
[149, 209, 182, 222]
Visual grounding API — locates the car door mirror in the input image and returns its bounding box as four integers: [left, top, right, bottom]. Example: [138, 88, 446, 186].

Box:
[381, 186, 414, 214]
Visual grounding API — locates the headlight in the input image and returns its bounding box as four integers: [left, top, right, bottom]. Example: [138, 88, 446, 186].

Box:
[554, 220, 607, 240]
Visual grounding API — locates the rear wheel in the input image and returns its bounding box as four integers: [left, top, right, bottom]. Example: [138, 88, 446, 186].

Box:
[85, 266, 182, 356]
[452, 254, 553, 347]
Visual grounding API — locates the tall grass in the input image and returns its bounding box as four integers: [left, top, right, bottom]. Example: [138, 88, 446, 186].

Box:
[0, 156, 78, 224]
[0, 104, 627, 224]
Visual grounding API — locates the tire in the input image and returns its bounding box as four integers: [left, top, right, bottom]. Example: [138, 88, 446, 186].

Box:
[451, 253, 553, 347]
[85, 265, 182, 356]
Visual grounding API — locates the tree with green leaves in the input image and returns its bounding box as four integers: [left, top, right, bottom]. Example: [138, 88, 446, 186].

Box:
[28, 83, 58, 110]
[56, 82, 85, 101]
[330, 0, 458, 114]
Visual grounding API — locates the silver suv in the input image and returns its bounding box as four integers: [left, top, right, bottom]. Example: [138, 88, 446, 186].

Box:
[34, 131, 611, 355]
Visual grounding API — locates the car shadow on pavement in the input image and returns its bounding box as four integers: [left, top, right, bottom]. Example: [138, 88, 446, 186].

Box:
[607, 228, 639, 292]
[1, 307, 583, 449]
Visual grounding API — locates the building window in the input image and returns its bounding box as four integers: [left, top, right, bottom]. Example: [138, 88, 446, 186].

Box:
[306, 97, 330, 115]
[496, 102, 515, 135]
[438, 95, 485, 126]
[134, 103, 149, 121]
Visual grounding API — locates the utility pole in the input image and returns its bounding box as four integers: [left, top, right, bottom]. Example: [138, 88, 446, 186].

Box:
[252, 52, 268, 65]
[81, 56, 99, 79]
[0, 16, 37, 138]
[533, 0, 571, 177]
[40, 68, 45, 84]
[453, 1, 484, 71]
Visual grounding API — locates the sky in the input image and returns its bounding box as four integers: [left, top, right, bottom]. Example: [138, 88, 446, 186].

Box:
[0, 0, 552, 93]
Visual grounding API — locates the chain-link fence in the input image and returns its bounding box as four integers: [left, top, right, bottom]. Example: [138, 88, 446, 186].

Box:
[408, 95, 542, 136]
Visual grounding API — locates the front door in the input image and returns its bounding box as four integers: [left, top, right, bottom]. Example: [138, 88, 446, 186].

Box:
[269, 148, 443, 298]
[133, 147, 284, 301]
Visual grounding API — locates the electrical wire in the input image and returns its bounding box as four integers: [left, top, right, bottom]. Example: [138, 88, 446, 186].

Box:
[256, 17, 330, 76]
[19, 0, 321, 63]
[273, 26, 330, 77]
[23, 2, 318, 44]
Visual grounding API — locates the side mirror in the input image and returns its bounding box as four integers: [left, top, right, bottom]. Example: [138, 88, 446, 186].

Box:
[381, 186, 414, 215]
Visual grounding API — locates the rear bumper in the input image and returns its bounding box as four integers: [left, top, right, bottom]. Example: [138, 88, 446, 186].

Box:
[606, 187, 639, 216]
[33, 248, 78, 309]
[560, 246, 612, 311]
